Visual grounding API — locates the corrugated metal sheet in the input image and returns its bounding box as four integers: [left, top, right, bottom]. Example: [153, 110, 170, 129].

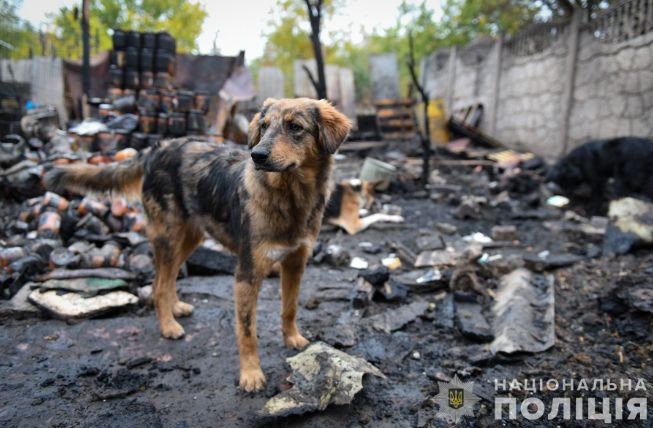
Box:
[0, 57, 67, 124]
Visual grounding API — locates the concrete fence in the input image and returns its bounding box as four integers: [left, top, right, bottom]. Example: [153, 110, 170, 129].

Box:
[0, 57, 67, 125]
[421, 0, 653, 159]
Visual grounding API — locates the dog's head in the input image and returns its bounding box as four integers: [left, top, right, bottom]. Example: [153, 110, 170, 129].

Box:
[247, 98, 351, 172]
[546, 159, 583, 194]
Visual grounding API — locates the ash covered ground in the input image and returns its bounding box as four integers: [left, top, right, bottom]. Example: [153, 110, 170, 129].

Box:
[1, 145, 652, 427]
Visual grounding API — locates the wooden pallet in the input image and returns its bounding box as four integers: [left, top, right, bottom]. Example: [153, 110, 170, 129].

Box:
[374, 98, 415, 141]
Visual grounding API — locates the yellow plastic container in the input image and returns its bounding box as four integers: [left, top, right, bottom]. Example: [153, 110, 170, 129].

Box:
[415, 98, 449, 146]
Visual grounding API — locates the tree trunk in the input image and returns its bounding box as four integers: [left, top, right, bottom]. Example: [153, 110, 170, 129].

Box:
[407, 31, 432, 188]
[304, 0, 327, 100]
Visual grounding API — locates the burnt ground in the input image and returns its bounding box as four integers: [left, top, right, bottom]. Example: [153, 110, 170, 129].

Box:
[1, 158, 653, 427]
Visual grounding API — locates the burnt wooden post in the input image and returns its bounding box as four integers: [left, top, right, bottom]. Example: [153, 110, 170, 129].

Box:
[81, 0, 91, 104]
[489, 34, 504, 137]
[303, 0, 327, 100]
[407, 31, 432, 188]
[559, 8, 582, 157]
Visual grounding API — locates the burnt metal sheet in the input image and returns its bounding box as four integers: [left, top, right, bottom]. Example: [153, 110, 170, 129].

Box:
[174, 53, 244, 94]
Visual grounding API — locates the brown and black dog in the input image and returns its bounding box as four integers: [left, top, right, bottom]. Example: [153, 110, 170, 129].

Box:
[46, 98, 351, 391]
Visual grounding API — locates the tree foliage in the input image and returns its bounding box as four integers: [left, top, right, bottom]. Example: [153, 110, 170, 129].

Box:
[50, 0, 207, 59]
[0, 0, 39, 59]
[256, 0, 564, 102]
[253, 0, 339, 96]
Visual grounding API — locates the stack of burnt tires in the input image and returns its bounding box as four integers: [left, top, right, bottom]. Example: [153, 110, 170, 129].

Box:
[107, 30, 208, 149]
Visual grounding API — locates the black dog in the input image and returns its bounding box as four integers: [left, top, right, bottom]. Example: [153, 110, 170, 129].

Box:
[547, 137, 653, 213]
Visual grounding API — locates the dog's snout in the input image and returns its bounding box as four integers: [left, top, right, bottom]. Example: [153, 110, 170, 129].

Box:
[251, 148, 270, 164]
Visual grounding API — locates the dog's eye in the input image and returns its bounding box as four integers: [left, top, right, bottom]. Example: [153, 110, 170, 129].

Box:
[288, 122, 303, 132]
[260, 122, 268, 131]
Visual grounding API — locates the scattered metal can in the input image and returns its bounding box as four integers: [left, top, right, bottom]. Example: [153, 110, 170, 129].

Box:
[42, 192, 69, 211]
[78, 197, 109, 217]
[37, 211, 62, 235]
[0, 247, 27, 268]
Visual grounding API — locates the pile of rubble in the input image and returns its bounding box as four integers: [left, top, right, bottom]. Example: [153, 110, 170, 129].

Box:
[0, 103, 221, 318]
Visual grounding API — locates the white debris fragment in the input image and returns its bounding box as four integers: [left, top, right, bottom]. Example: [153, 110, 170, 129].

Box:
[28, 290, 138, 320]
[350, 257, 369, 270]
[260, 342, 385, 417]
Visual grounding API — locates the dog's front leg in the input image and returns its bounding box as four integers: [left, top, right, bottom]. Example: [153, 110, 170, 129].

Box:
[280, 246, 310, 349]
[234, 276, 266, 392]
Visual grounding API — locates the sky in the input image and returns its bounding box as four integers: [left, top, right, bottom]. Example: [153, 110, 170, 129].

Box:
[17, 0, 442, 62]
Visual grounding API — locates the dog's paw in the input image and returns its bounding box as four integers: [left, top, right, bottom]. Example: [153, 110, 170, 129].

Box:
[387, 215, 404, 223]
[239, 368, 266, 392]
[160, 320, 185, 339]
[173, 301, 194, 317]
[284, 333, 310, 350]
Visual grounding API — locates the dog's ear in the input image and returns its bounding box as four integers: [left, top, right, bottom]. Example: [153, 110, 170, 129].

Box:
[315, 99, 351, 154]
[248, 98, 278, 149]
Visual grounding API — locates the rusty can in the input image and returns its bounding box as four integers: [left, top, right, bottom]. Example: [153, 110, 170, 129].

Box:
[125, 212, 146, 233]
[19, 203, 43, 222]
[42, 191, 69, 211]
[114, 129, 131, 150]
[176, 90, 194, 113]
[159, 90, 174, 113]
[96, 130, 116, 153]
[138, 88, 159, 111]
[111, 197, 129, 217]
[139, 111, 157, 134]
[109, 65, 123, 88]
[0, 247, 26, 268]
[130, 132, 148, 150]
[110, 50, 125, 67]
[78, 134, 95, 152]
[124, 68, 139, 90]
[49, 247, 80, 269]
[25, 195, 43, 207]
[87, 242, 122, 268]
[78, 197, 109, 217]
[99, 103, 113, 118]
[194, 91, 209, 112]
[142, 32, 156, 49]
[156, 112, 168, 135]
[127, 31, 141, 49]
[156, 31, 176, 53]
[139, 48, 154, 72]
[38, 211, 62, 235]
[112, 29, 126, 50]
[108, 87, 123, 101]
[187, 109, 206, 134]
[125, 46, 139, 68]
[147, 134, 161, 147]
[155, 50, 175, 74]
[154, 72, 171, 90]
[168, 112, 186, 136]
[140, 71, 154, 89]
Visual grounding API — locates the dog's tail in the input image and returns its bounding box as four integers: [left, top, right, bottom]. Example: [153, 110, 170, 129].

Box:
[45, 154, 145, 200]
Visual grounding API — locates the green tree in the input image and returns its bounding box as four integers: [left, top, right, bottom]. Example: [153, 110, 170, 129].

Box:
[256, 0, 339, 96]
[50, 0, 207, 59]
[0, 0, 39, 59]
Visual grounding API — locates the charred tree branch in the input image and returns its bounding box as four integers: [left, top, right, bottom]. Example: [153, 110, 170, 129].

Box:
[407, 31, 432, 188]
[303, 0, 327, 99]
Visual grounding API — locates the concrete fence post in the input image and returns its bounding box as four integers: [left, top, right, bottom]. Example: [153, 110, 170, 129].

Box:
[560, 9, 582, 156]
[445, 46, 457, 114]
[489, 35, 504, 136]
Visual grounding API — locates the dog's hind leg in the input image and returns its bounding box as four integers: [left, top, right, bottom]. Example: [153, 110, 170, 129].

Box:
[149, 221, 202, 339]
[234, 275, 266, 391]
[280, 246, 310, 350]
[171, 225, 203, 318]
